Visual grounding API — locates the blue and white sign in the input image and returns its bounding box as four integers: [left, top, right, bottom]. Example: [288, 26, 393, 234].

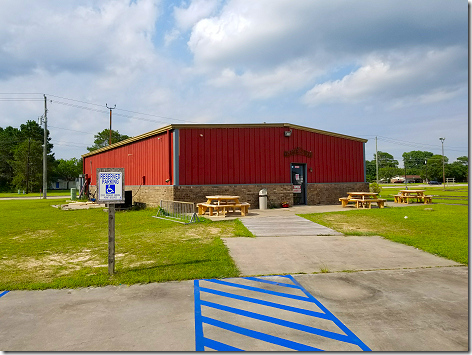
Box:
[97, 168, 125, 203]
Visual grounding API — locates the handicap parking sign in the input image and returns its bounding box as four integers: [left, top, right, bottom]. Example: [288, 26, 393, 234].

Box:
[97, 168, 124, 203]
[106, 185, 115, 194]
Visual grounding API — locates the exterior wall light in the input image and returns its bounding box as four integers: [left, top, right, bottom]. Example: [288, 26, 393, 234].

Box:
[284, 130, 292, 137]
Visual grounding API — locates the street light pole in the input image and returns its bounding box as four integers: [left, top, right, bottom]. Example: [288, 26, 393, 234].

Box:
[439, 137, 445, 190]
[424, 159, 428, 184]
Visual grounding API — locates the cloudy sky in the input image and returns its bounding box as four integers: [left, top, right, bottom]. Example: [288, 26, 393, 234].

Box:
[0, 0, 468, 165]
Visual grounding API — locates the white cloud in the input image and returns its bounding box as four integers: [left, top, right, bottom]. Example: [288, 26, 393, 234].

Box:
[0, 0, 161, 77]
[301, 46, 467, 108]
[208, 59, 320, 99]
[187, 0, 466, 71]
[302, 61, 393, 105]
[164, 28, 181, 46]
[173, 0, 220, 31]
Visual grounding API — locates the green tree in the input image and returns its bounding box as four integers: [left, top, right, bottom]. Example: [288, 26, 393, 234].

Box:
[379, 166, 402, 182]
[87, 129, 130, 152]
[447, 156, 468, 182]
[456, 156, 468, 166]
[11, 138, 44, 192]
[426, 155, 448, 182]
[0, 126, 21, 191]
[54, 158, 83, 189]
[402, 151, 434, 175]
[365, 160, 376, 182]
[0, 120, 54, 192]
[374, 151, 399, 169]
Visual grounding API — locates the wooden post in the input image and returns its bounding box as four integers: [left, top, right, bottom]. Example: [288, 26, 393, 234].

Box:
[108, 203, 115, 275]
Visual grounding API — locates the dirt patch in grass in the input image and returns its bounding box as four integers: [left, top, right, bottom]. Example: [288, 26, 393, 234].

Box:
[0, 250, 102, 277]
[13, 229, 55, 240]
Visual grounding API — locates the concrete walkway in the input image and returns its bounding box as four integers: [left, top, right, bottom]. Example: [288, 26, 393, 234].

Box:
[224, 205, 459, 276]
[241, 215, 342, 237]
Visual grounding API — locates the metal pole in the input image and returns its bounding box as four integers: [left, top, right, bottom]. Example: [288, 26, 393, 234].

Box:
[43, 95, 48, 199]
[106, 104, 116, 145]
[425, 159, 428, 184]
[404, 158, 407, 189]
[375, 136, 378, 183]
[108, 203, 115, 275]
[440, 138, 445, 190]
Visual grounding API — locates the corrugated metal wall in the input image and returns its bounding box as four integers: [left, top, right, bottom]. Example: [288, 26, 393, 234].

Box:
[178, 127, 365, 185]
[83, 130, 173, 185]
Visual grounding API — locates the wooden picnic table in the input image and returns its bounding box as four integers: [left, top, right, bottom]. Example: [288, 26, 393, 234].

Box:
[339, 192, 386, 209]
[197, 195, 250, 217]
[395, 190, 432, 204]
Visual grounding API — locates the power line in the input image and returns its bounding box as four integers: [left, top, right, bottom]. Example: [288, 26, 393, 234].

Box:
[47, 125, 91, 135]
[46, 93, 195, 124]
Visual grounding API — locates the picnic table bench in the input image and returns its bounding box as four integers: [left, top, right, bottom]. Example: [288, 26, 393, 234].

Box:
[339, 192, 386, 209]
[394, 190, 432, 204]
[197, 196, 250, 217]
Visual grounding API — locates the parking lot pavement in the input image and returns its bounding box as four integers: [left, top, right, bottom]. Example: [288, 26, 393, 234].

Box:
[0, 266, 467, 351]
[0, 281, 196, 351]
[294, 266, 468, 351]
[0, 267, 466, 351]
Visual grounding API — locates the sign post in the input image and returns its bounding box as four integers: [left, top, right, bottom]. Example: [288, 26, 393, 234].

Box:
[96, 168, 125, 275]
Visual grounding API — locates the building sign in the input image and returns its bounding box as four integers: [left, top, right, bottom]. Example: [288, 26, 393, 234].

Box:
[96, 168, 125, 203]
[293, 185, 301, 193]
[284, 147, 312, 158]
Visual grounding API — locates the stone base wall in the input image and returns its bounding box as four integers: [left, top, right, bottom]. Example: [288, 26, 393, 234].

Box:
[174, 184, 293, 209]
[125, 185, 174, 207]
[307, 182, 369, 205]
[88, 185, 174, 207]
[89, 182, 368, 208]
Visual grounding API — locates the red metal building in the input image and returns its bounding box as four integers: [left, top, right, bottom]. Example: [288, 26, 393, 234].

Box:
[82, 123, 368, 207]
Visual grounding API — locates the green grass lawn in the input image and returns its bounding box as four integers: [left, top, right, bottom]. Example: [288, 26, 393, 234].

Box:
[0, 199, 252, 290]
[301, 204, 468, 265]
[0, 190, 70, 198]
[378, 185, 468, 205]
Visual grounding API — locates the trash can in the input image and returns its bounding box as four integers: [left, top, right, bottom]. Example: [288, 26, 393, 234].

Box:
[70, 188, 77, 201]
[259, 188, 268, 210]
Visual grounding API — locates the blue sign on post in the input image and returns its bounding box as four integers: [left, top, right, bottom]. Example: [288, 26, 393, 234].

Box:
[97, 168, 125, 203]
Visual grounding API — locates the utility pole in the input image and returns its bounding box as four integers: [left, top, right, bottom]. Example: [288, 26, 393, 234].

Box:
[106, 104, 116, 145]
[440, 137, 445, 190]
[26, 137, 31, 193]
[43, 94, 48, 199]
[375, 136, 378, 183]
[404, 158, 408, 189]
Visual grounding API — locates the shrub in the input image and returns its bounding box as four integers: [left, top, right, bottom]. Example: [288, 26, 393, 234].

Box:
[369, 182, 382, 194]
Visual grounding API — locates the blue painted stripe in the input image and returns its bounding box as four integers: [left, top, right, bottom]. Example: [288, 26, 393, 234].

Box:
[243, 276, 299, 289]
[200, 286, 330, 320]
[287, 275, 371, 351]
[204, 279, 311, 302]
[0, 291, 9, 298]
[202, 316, 323, 351]
[201, 300, 355, 345]
[194, 280, 205, 351]
[204, 338, 243, 351]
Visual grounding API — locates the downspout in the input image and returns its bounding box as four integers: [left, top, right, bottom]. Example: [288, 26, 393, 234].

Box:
[173, 129, 179, 186]
[167, 129, 172, 184]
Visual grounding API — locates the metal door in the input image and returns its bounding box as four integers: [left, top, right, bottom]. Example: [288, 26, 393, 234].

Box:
[291, 164, 306, 205]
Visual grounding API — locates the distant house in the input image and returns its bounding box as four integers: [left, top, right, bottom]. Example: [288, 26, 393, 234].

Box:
[391, 175, 422, 183]
[49, 178, 79, 190]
